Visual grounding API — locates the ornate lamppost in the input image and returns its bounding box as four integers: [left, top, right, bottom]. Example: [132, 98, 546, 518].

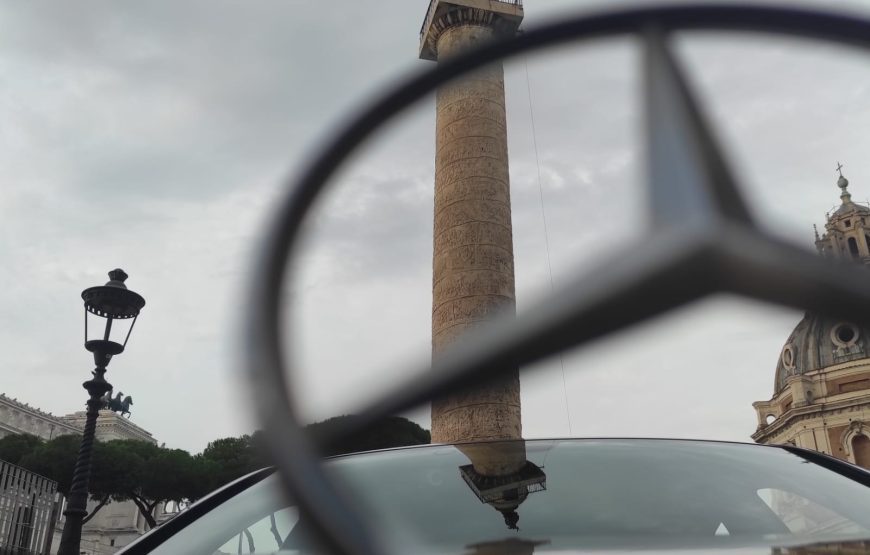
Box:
[58, 269, 145, 555]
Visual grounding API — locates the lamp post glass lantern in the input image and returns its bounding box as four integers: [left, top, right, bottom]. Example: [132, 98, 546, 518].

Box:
[57, 269, 145, 555]
[82, 268, 145, 364]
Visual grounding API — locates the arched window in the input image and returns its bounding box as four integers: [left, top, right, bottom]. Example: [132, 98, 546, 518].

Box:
[848, 237, 860, 258]
[853, 435, 870, 468]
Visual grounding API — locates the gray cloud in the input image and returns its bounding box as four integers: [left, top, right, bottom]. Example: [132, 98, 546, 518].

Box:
[4, 0, 870, 451]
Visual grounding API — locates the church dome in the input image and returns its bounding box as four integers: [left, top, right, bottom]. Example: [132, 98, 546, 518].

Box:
[755, 166, 870, 465]
[831, 200, 870, 218]
[830, 171, 870, 218]
[774, 312, 870, 393]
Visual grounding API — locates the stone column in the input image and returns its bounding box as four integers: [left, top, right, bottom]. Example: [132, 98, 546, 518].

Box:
[430, 16, 521, 443]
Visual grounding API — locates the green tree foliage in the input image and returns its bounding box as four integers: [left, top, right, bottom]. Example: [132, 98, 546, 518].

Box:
[0, 433, 41, 465]
[0, 415, 431, 527]
[188, 454, 221, 501]
[136, 448, 198, 520]
[91, 439, 197, 530]
[87, 440, 146, 524]
[11, 435, 199, 529]
[92, 441, 145, 500]
[200, 433, 267, 491]
[18, 434, 81, 495]
[13, 435, 112, 524]
[198, 416, 431, 491]
[306, 415, 431, 457]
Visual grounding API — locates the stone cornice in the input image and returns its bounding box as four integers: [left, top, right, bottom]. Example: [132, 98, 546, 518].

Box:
[60, 411, 156, 444]
[419, 1, 523, 61]
[1, 392, 62, 421]
[752, 397, 870, 442]
[753, 361, 870, 438]
[765, 359, 870, 404]
[0, 392, 82, 436]
[429, 9, 515, 55]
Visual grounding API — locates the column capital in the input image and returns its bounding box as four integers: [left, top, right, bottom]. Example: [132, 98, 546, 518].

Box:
[419, 0, 523, 61]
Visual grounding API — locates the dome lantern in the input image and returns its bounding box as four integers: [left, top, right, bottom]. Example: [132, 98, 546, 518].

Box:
[814, 162, 870, 263]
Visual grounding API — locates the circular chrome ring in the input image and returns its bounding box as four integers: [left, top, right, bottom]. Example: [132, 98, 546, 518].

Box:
[245, 5, 870, 554]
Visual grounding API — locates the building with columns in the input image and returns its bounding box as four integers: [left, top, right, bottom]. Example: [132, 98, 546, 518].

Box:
[420, 0, 524, 444]
[0, 394, 81, 440]
[60, 410, 154, 444]
[0, 393, 157, 554]
[753, 171, 870, 466]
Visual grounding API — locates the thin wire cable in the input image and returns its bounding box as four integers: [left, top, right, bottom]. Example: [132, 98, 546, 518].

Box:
[524, 58, 574, 436]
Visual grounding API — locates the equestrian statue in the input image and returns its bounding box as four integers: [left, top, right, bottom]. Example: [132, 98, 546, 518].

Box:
[99, 389, 134, 418]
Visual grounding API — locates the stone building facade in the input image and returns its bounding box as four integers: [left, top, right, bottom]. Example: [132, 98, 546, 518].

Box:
[60, 410, 154, 444]
[0, 393, 157, 554]
[0, 394, 81, 440]
[753, 173, 870, 467]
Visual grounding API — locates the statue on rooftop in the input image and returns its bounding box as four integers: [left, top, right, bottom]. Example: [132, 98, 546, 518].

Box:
[101, 389, 134, 418]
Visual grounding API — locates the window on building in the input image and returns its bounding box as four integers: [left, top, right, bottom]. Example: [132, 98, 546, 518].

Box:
[853, 435, 870, 468]
[835, 324, 858, 345]
[848, 237, 860, 258]
[846, 219, 852, 228]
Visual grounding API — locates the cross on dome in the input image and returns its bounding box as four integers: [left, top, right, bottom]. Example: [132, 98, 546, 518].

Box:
[836, 161, 851, 202]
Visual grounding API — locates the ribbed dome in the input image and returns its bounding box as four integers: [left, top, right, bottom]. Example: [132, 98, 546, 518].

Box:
[774, 313, 870, 393]
[831, 201, 870, 218]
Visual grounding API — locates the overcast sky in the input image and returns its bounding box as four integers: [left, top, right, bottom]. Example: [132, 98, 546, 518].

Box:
[4, 0, 870, 453]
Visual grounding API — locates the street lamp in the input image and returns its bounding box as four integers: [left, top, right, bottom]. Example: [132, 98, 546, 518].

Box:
[58, 269, 145, 555]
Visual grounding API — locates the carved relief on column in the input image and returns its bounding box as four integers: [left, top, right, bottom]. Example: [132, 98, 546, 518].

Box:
[431, 19, 521, 444]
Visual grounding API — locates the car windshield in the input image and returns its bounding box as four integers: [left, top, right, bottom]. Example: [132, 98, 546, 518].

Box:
[144, 439, 870, 554]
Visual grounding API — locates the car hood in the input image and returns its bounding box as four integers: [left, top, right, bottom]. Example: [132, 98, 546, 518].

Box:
[448, 537, 870, 554]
